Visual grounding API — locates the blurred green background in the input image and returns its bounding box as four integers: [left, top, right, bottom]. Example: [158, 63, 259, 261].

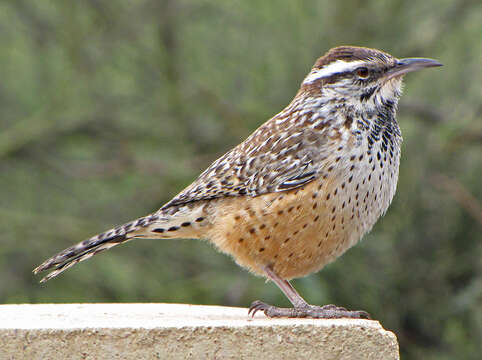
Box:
[1, 0, 481, 358]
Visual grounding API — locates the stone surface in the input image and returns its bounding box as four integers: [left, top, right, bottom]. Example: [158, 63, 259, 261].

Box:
[0, 303, 399, 360]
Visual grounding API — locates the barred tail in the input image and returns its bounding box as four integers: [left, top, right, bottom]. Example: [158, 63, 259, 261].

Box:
[33, 213, 160, 283]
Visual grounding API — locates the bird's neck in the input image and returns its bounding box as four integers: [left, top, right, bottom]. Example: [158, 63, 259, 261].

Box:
[361, 96, 402, 153]
[287, 89, 402, 149]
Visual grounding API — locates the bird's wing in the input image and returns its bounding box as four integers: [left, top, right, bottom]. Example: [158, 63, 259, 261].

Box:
[163, 110, 335, 209]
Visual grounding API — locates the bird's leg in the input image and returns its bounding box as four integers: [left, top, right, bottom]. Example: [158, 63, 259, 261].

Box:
[248, 266, 371, 319]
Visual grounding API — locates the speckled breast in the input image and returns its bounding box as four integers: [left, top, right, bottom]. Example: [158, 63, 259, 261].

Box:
[206, 127, 401, 280]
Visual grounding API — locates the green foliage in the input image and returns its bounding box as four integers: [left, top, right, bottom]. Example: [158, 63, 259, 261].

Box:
[0, 1, 480, 359]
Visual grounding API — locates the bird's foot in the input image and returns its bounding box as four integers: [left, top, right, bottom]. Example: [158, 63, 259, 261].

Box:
[248, 300, 370, 319]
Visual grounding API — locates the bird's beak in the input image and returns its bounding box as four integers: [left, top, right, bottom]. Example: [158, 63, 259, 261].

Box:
[385, 57, 443, 80]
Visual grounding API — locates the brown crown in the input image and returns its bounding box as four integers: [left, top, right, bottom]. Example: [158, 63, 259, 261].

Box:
[314, 46, 394, 69]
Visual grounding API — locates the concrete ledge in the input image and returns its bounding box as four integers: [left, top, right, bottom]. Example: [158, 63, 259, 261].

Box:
[0, 303, 399, 359]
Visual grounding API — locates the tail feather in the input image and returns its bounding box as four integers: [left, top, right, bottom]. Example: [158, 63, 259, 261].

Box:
[33, 213, 159, 282]
[36, 241, 120, 283]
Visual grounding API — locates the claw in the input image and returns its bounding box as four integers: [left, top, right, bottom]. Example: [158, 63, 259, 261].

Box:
[247, 300, 372, 319]
[248, 300, 268, 317]
[355, 310, 371, 320]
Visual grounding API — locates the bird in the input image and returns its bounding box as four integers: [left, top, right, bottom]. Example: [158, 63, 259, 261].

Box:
[33, 46, 442, 319]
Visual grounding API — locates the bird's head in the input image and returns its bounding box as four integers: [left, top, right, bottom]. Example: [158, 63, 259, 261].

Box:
[301, 46, 442, 112]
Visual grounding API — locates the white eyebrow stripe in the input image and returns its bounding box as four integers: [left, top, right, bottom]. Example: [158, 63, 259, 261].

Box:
[302, 60, 367, 84]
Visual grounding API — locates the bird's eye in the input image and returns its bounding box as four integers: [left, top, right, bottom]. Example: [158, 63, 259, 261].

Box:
[356, 67, 369, 78]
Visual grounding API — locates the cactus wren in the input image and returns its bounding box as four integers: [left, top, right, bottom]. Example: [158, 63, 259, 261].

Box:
[34, 46, 442, 319]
